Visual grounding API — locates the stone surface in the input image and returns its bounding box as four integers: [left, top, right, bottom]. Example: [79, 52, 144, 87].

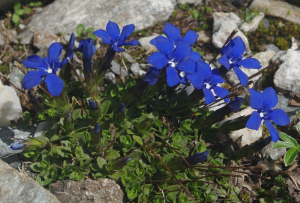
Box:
[218, 107, 263, 148]
[0, 159, 61, 203]
[197, 30, 212, 43]
[276, 94, 300, 121]
[33, 32, 61, 50]
[240, 12, 265, 33]
[110, 61, 128, 77]
[50, 178, 123, 203]
[249, 0, 300, 25]
[28, 0, 176, 34]
[139, 35, 158, 51]
[104, 72, 116, 84]
[130, 63, 142, 76]
[258, 44, 280, 53]
[261, 141, 286, 161]
[0, 80, 23, 127]
[274, 49, 300, 94]
[177, 0, 200, 4]
[34, 121, 51, 137]
[271, 50, 286, 63]
[261, 18, 270, 29]
[212, 12, 251, 55]
[7, 67, 25, 94]
[252, 50, 276, 68]
[17, 30, 34, 45]
[123, 52, 135, 63]
[0, 30, 18, 45]
[257, 161, 282, 172]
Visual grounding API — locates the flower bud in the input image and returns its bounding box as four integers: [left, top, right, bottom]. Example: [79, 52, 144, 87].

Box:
[89, 99, 98, 110]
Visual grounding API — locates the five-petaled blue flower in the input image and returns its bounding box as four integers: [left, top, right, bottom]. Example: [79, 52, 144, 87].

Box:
[78, 38, 96, 76]
[218, 36, 261, 86]
[10, 140, 25, 150]
[143, 67, 161, 86]
[246, 87, 290, 142]
[22, 42, 72, 96]
[93, 21, 139, 52]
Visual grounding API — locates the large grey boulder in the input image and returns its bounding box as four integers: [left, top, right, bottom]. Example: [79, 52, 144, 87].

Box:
[28, 0, 176, 35]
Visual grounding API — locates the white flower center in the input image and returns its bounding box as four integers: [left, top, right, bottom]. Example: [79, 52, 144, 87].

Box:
[45, 64, 53, 73]
[169, 60, 177, 68]
[260, 112, 264, 118]
[205, 83, 211, 89]
[179, 71, 186, 77]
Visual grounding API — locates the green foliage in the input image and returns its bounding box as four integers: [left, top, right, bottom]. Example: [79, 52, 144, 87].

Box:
[273, 132, 299, 166]
[12, 1, 33, 26]
[76, 24, 96, 40]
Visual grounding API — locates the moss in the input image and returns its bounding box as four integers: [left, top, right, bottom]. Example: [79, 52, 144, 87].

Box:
[0, 64, 9, 74]
[240, 192, 250, 202]
[275, 37, 289, 50]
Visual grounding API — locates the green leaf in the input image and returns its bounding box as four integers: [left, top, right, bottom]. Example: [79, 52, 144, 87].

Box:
[100, 100, 111, 116]
[96, 157, 107, 169]
[273, 141, 295, 149]
[191, 9, 199, 19]
[84, 27, 94, 34]
[72, 109, 82, 120]
[12, 14, 20, 25]
[279, 132, 298, 148]
[15, 9, 24, 15]
[76, 24, 85, 37]
[42, 178, 52, 186]
[23, 7, 31, 14]
[141, 184, 153, 195]
[108, 169, 126, 180]
[284, 148, 298, 166]
[14, 2, 21, 11]
[132, 135, 143, 146]
[88, 33, 97, 40]
[30, 163, 43, 172]
[106, 149, 120, 160]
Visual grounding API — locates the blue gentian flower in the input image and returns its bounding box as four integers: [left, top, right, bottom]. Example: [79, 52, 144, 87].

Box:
[93, 21, 139, 52]
[88, 99, 98, 110]
[117, 103, 125, 113]
[246, 87, 290, 142]
[184, 151, 209, 166]
[202, 69, 230, 104]
[66, 33, 75, 57]
[143, 67, 161, 85]
[10, 140, 25, 150]
[78, 38, 96, 77]
[218, 36, 261, 86]
[93, 122, 100, 133]
[22, 42, 71, 96]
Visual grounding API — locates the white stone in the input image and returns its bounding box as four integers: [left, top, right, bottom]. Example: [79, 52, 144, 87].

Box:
[218, 107, 263, 148]
[212, 12, 251, 55]
[257, 161, 282, 172]
[138, 69, 147, 78]
[139, 35, 159, 51]
[104, 72, 116, 84]
[177, 0, 201, 5]
[240, 12, 265, 33]
[130, 63, 141, 76]
[18, 24, 25, 30]
[123, 52, 135, 63]
[274, 49, 300, 94]
[197, 30, 212, 43]
[28, 0, 176, 34]
[0, 80, 22, 127]
[271, 50, 286, 63]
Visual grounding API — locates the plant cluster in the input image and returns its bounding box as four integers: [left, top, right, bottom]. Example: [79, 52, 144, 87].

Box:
[9, 20, 291, 202]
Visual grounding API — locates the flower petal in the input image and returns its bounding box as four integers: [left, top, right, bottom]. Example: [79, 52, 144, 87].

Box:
[118, 24, 135, 44]
[22, 71, 44, 89]
[44, 74, 64, 96]
[22, 55, 47, 71]
[269, 109, 290, 126]
[263, 87, 278, 109]
[203, 87, 215, 104]
[220, 40, 234, 57]
[182, 30, 198, 45]
[174, 41, 191, 62]
[178, 62, 196, 73]
[150, 36, 174, 57]
[123, 39, 140, 46]
[166, 67, 180, 87]
[163, 22, 181, 43]
[143, 67, 160, 85]
[236, 58, 261, 69]
[187, 72, 203, 89]
[233, 66, 248, 86]
[264, 120, 280, 142]
[218, 54, 231, 70]
[189, 51, 201, 61]
[213, 86, 230, 100]
[147, 52, 168, 69]
[210, 69, 225, 84]
[232, 36, 245, 58]
[196, 61, 212, 79]
[48, 42, 63, 64]
[246, 111, 262, 130]
[248, 88, 263, 110]
[106, 21, 120, 42]
[113, 44, 125, 52]
[93, 29, 111, 44]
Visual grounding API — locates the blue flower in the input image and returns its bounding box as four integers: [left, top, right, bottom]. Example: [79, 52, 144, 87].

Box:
[184, 151, 209, 166]
[246, 87, 290, 142]
[22, 42, 71, 96]
[117, 103, 125, 113]
[78, 38, 96, 76]
[93, 122, 100, 133]
[143, 67, 161, 85]
[202, 69, 230, 104]
[88, 99, 98, 110]
[66, 33, 75, 57]
[218, 36, 261, 86]
[10, 140, 25, 150]
[93, 21, 139, 52]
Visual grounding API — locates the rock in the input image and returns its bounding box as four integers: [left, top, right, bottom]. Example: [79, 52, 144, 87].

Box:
[275, 94, 300, 121]
[64, 34, 79, 48]
[7, 67, 25, 94]
[50, 178, 123, 203]
[218, 107, 263, 148]
[212, 12, 251, 55]
[19, 24, 25, 30]
[177, 0, 200, 4]
[104, 72, 116, 84]
[33, 32, 61, 50]
[34, 121, 51, 137]
[8, 29, 18, 44]
[0, 33, 5, 46]
[110, 61, 128, 77]
[240, 12, 265, 33]
[256, 161, 282, 172]
[0, 159, 61, 203]
[249, 0, 300, 25]
[130, 63, 141, 76]
[139, 64, 151, 71]
[261, 141, 286, 161]
[258, 44, 280, 53]
[197, 30, 212, 43]
[139, 35, 158, 51]
[271, 50, 286, 63]
[261, 18, 270, 29]
[0, 80, 22, 127]
[274, 49, 300, 94]
[123, 52, 135, 63]
[17, 30, 34, 45]
[291, 36, 298, 50]
[28, 0, 176, 34]
[138, 69, 147, 78]
[252, 50, 276, 68]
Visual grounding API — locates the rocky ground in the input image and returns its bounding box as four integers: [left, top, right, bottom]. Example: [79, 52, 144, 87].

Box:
[2, 0, 300, 202]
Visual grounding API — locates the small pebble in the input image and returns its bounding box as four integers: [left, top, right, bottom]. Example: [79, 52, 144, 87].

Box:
[19, 24, 26, 30]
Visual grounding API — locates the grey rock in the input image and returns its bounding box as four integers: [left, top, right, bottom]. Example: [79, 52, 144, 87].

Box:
[271, 50, 286, 63]
[139, 35, 158, 51]
[275, 94, 300, 121]
[212, 12, 251, 55]
[17, 30, 34, 45]
[252, 50, 276, 68]
[28, 0, 176, 34]
[0, 30, 18, 45]
[130, 63, 141, 76]
[50, 178, 123, 203]
[240, 12, 265, 33]
[33, 32, 61, 50]
[0, 33, 5, 46]
[139, 63, 151, 71]
[274, 49, 300, 94]
[0, 159, 61, 203]
[249, 0, 300, 25]
[34, 121, 51, 137]
[7, 67, 25, 94]
[261, 141, 286, 161]
[177, 0, 201, 4]
[138, 69, 147, 78]
[259, 44, 280, 53]
[123, 52, 135, 63]
[257, 161, 282, 172]
[197, 30, 212, 43]
[104, 72, 116, 84]
[110, 61, 128, 77]
[261, 18, 270, 29]
[19, 24, 26, 30]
